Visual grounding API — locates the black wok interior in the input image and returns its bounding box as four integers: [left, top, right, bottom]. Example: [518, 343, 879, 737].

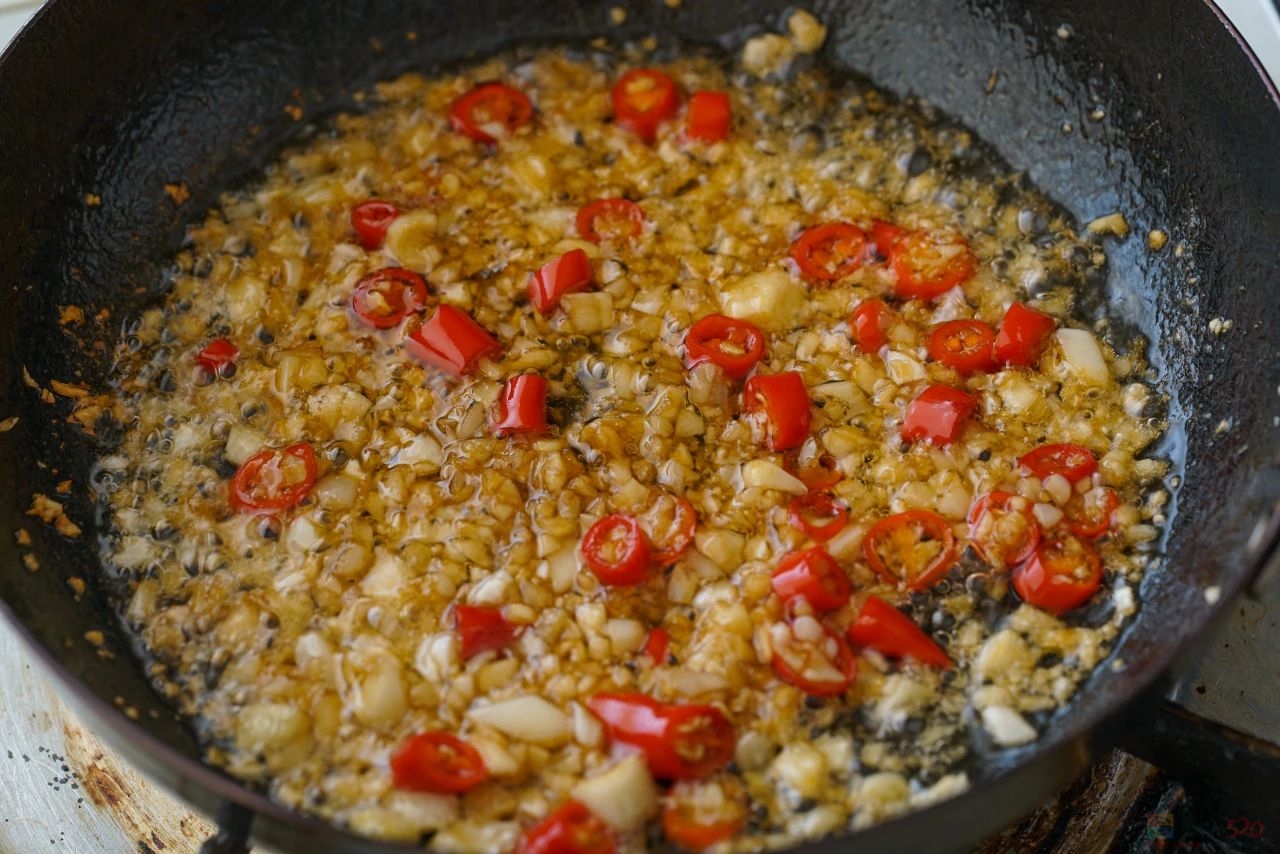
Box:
[0, 0, 1277, 851]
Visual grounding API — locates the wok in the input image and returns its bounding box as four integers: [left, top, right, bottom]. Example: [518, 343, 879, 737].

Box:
[1, 0, 1278, 851]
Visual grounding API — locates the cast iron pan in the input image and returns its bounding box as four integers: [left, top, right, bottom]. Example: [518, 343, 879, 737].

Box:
[1, 0, 1278, 851]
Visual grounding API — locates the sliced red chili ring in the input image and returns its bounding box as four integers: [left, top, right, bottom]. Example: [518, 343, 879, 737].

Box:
[928, 319, 998, 375]
[770, 546, 851, 611]
[350, 199, 400, 250]
[786, 494, 849, 543]
[769, 615, 857, 696]
[684, 90, 732, 143]
[889, 228, 977, 299]
[529, 248, 594, 314]
[782, 448, 842, 491]
[662, 783, 748, 852]
[351, 268, 428, 329]
[847, 596, 952, 668]
[405, 304, 502, 377]
[587, 693, 734, 780]
[389, 731, 488, 794]
[790, 222, 869, 283]
[900, 384, 977, 446]
[863, 509, 959, 590]
[1065, 485, 1119, 538]
[577, 198, 644, 243]
[967, 491, 1041, 570]
[453, 604, 518, 661]
[196, 338, 239, 376]
[743, 371, 811, 451]
[228, 442, 317, 514]
[638, 492, 697, 567]
[492, 374, 549, 437]
[1019, 443, 1098, 483]
[516, 801, 616, 854]
[643, 627, 671, 666]
[869, 219, 905, 260]
[612, 68, 680, 142]
[582, 514, 651, 586]
[849, 298, 896, 354]
[1011, 534, 1104, 614]
[992, 301, 1057, 367]
[449, 82, 533, 144]
[684, 314, 766, 379]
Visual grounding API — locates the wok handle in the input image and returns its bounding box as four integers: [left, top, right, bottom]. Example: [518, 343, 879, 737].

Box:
[199, 800, 253, 854]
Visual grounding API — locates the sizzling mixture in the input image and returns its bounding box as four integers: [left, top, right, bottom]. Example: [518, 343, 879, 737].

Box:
[96, 15, 1166, 853]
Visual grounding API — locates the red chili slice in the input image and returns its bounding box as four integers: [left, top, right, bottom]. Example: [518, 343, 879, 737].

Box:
[790, 223, 869, 283]
[517, 801, 616, 854]
[782, 448, 842, 491]
[637, 492, 697, 567]
[449, 82, 533, 144]
[869, 219, 905, 260]
[643, 627, 671, 666]
[900, 384, 977, 446]
[529, 248, 594, 314]
[967, 491, 1042, 570]
[1019, 443, 1098, 483]
[492, 374, 549, 437]
[196, 338, 239, 376]
[405, 304, 502, 377]
[929, 319, 998, 375]
[662, 791, 747, 852]
[453, 604, 518, 661]
[684, 90, 732, 143]
[1011, 534, 1104, 614]
[769, 616, 857, 697]
[847, 596, 952, 668]
[770, 546, 851, 611]
[684, 314, 766, 379]
[350, 200, 400, 250]
[228, 442, 317, 514]
[786, 494, 849, 543]
[1065, 486, 1119, 539]
[612, 68, 680, 142]
[582, 514, 651, 586]
[587, 693, 734, 780]
[889, 228, 977, 299]
[351, 268, 428, 329]
[743, 371, 811, 451]
[849, 298, 896, 354]
[390, 731, 488, 794]
[577, 198, 645, 243]
[863, 509, 959, 590]
[992, 301, 1056, 367]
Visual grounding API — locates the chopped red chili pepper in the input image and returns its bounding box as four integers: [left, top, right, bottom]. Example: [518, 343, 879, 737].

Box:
[449, 82, 533, 144]
[582, 514, 651, 586]
[900, 384, 977, 446]
[453, 604, 518, 661]
[782, 447, 842, 491]
[643, 627, 670, 666]
[769, 615, 857, 696]
[228, 442, 317, 514]
[517, 801, 616, 854]
[684, 90, 732, 143]
[196, 338, 239, 376]
[529, 248, 594, 314]
[1019, 443, 1098, 482]
[638, 492, 697, 567]
[992, 301, 1056, 367]
[662, 788, 747, 852]
[929, 319, 998, 375]
[849, 298, 896, 354]
[743, 371, 811, 451]
[612, 68, 680, 142]
[771, 546, 851, 611]
[790, 223, 869, 283]
[786, 494, 849, 543]
[350, 200, 400, 250]
[863, 509, 959, 590]
[350, 268, 428, 329]
[684, 314, 766, 379]
[405, 304, 502, 377]
[577, 198, 644, 243]
[587, 693, 734, 780]
[967, 491, 1041, 570]
[1011, 534, 1104, 614]
[1065, 485, 1118, 538]
[889, 228, 977, 299]
[492, 374, 549, 437]
[390, 731, 488, 794]
[869, 219, 905, 260]
[517, 802, 616, 854]
[847, 596, 952, 668]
